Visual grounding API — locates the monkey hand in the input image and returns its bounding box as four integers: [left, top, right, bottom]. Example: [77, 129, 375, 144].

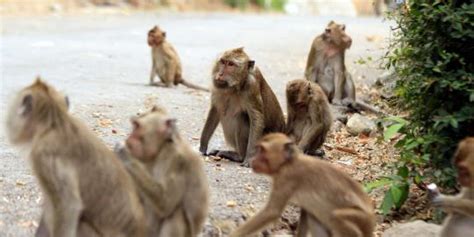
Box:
[199, 145, 208, 156]
[432, 195, 456, 210]
[240, 158, 251, 168]
[114, 142, 131, 163]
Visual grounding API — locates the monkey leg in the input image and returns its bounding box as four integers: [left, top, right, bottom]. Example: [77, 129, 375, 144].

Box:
[151, 81, 172, 88]
[209, 150, 242, 162]
[305, 149, 325, 158]
[330, 208, 374, 237]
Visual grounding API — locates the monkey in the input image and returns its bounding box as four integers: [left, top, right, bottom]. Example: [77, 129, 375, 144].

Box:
[115, 106, 209, 237]
[5, 78, 146, 237]
[429, 137, 474, 237]
[229, 133, 375, 237]
[286, 79, 333, 157]
[199, 47, 285, 166]
[147, 25, 209, 92]
[304, 21, 380, 114]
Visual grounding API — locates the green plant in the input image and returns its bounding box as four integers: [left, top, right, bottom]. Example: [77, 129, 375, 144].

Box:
[224, 0, 250, 9]
[367, 1, 474, 215]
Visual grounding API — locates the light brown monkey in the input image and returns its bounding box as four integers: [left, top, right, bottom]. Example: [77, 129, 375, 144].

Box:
[6, 78, 146, 237]
[304, 21, 379, 114]
[229, 133, 375, 237]
[115, 106, 209, 237]
[286, 79, 333, 156]
[147, 25, 209, 92]
[430, 137, 474, 237]
[199, 47, 285, 166]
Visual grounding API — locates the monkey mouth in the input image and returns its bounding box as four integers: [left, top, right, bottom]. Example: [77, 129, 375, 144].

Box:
[213, 81, 228, 88]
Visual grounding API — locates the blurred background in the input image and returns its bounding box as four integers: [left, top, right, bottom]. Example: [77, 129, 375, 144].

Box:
[1, 0, 396, 16]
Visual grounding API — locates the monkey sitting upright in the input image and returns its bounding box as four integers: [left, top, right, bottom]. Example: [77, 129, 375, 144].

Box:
[116, 106, 209, 237]
[305, 21, 379, 114]
[147, 25, 209, 91]
[429, 137, 474, 237]
[199, 47, 285, 166]
[229, 133, 375, 237]
[6, 78, 146, 237]
[286, 79, 333, 156]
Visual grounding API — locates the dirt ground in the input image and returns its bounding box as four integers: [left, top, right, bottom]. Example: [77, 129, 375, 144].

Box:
[1, 10, 396, 236]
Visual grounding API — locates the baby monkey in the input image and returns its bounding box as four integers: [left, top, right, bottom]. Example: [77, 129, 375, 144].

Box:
[429, 137, 474, 237]
[230, 133, 375, 237]
[286, 79, 332, 157]
[147, 25, 209, 91]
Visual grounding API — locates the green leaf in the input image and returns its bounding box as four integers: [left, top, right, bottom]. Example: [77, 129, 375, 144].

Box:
[398, 166, 409, 178]
[364, 178, 392, 193]
[393, 184, 409, 209]
[384, 123, 404, 141]
[381, 190, 394, 215]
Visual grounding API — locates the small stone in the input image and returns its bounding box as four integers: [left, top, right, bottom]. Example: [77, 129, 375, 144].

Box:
[346, 114, 376, 136]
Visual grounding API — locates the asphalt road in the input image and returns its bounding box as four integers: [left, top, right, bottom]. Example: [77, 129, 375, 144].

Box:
[0, 12, 391, 236]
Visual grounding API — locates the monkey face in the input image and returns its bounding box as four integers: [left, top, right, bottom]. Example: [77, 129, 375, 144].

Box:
[212, 47, 255, 89]
[147, 26, 166, 47]
[251, 133, 296, 175]
[126, 109, 176, 161]
[6, 78, 69, 145]
[286, 79, 310, 108]
[453, 138, 474, 187]
[323, 21, 352, 49]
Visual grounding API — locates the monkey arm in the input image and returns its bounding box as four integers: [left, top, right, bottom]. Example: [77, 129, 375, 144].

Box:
[245, 91, 265, 161]
[435, 195, 474, 218]
[200, 106, 219, 155]
[332, 61, 345, 104]
[125, 159, 186, 218]
[298, 102, 323, 152]
[230, 182, 292, 237]
[36, 157, 83, 237]
[304, 41, 317, 82]
[285, 106, 296, 135]
[149, 54, 156, 84]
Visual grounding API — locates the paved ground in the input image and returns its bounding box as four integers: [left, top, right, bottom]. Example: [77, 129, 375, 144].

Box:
[0, 12, 391, 236]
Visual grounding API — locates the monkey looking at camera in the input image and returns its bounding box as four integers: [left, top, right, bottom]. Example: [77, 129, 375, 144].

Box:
[286, 79, 333, 156]
[6, 78, 146, 237]
[429, 137, 474, 237]
[230, 133, 375, 237]
[305, 21, 379, 114]
[148, 25, 209, 92]
[199, 47, 285, 166]
[116, 106, 209, 237]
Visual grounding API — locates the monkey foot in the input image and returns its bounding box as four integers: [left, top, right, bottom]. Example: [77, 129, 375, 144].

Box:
[306, 149, 326, 159]
[208, 150, 243, 163]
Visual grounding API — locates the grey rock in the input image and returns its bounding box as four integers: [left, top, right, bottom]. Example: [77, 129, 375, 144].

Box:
[346, 113, 376, 136]
[383, 220, 441, 237]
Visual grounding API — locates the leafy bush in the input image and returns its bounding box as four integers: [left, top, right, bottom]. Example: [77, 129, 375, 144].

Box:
[369, 1, 474, 215]
[224, 0, 286, 11]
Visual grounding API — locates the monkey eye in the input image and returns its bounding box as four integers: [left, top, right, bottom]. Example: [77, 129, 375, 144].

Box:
[325, 28, 331, 33]
[228, 61, 236, 67]
[220, 59, 226, 65]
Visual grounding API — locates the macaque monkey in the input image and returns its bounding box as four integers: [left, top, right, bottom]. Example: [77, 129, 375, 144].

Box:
[230, 133, 375, 237]
[147, 25, 209, 92]
[286, 79, 333, 156]
[429, 137, 474, 237]
[6, 78, 146, 237]
[305, 21, 379, 114]
[199, 47, 285, 166]
[115, 106, 209, 237]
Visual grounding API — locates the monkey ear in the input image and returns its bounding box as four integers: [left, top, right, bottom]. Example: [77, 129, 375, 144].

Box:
[18, 94, 33, 117]
[130, 117, 140, 130]
[248, 60, 255, 70]
[162, 32, 166, 37]
[65, 96, 70, 110]
[341, 24, 346, 31]
[162, 118, 177, 138]
[283, 142, 295, 161]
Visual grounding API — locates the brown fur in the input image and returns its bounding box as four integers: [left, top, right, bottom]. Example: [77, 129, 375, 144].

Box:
[433, 137, 474, 237]
[148, 26, 209, 92]
[230, 133, 375, 237]
[116, 106, 209, 237]
[6, 78, 146, 237]
[199, 47, 285, 166]
[286, 79, 333, 155]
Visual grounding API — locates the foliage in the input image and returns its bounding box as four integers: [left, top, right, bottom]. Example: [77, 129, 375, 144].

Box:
[367, 1, 474, 215]
[224, 0, 286, 11]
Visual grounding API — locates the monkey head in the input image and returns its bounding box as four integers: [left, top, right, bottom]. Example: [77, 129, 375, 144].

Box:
[323, 21, 352, 49]
[453, 137, 474, 188]
[286, 79, 312, 109]
[251, 133, 298, 175]
[6, 77, 69, 145]
[126, 106, 177, 161]
[212, 47, 255, 89]
[147, 25, 166, 47]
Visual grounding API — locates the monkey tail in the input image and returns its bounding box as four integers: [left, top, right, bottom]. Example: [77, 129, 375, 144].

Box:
[353, 101, 384, 115]
[179, 79, 210, 92]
